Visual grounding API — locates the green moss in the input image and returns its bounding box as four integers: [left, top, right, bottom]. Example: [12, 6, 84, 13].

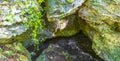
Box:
[19, 0, 45, 50]
[0, 42, 31, 61]
[66, 0, 72, 3]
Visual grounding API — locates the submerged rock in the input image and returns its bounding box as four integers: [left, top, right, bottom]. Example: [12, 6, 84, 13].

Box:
[78, 0, 120, 61]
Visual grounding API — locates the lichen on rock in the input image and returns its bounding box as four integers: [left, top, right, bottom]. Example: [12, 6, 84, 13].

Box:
[78, 0, 120, 61]
[47, 0, 85, 20]
[46, 0, 85, 37]
[0, 42, 31, 61]
[0, 0, 41, 60]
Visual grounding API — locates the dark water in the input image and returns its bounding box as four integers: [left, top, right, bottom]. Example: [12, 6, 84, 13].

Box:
[27, 31, 104, 61]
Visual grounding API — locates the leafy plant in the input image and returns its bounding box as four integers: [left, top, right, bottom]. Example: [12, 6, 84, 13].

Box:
[21, 0, 45, 50]
[66, 0, 72, 3]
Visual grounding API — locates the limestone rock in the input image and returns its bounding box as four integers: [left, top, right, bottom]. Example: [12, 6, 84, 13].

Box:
[78, 0, 120, 61]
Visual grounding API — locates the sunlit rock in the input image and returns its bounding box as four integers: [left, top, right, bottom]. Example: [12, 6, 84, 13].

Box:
[0, 0, 39, 43]
[47, 0, 85, 19]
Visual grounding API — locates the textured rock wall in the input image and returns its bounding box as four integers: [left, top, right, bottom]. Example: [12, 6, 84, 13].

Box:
[0, 0, 32, 43]
[46, 0, 120, 61]
[0, 42, 31, 61]
[1, 0, 120, 61]
[78, 0, 120, 61]
[0, 0, 40, 60]
[45, 0, 85, 37]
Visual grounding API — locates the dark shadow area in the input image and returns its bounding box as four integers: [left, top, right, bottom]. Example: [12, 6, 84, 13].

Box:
[75, 31, 104, 61]
[27, 31, 104, 61]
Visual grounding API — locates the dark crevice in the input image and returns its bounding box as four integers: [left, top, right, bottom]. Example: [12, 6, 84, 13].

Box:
[27, 31, 104, 61]
[75, 31, 104, 61]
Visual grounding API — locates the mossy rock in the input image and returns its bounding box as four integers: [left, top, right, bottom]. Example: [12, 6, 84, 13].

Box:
[0, 42, 31, 61]
[0, 0, 41, 43]
[78, 0, 120, 61]
[46, 0, 85, 37]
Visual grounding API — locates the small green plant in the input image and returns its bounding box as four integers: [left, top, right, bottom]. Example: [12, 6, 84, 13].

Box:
[21, 0, 45, 50]
[66, 0, 72, 3]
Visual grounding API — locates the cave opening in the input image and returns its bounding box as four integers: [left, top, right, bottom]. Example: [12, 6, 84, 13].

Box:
[27, 31, 104, 61]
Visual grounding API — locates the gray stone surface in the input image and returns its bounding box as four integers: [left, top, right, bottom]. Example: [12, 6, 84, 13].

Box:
[0, 24, 27, 39]
[0, 0, 37, 43]
[47, 0, 85, 19]
[46, 0, 85, 37]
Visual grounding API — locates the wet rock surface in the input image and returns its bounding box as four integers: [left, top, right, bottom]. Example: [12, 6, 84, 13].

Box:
[28, 31, 104, 61]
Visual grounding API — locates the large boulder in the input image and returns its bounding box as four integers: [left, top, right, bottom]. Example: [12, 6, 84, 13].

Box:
[78, 0, 120, 61]
[0, 0, 40, 43]
[0, 0, 40, 61]
[47, 0, 85, 19]
[45, 0, 85, 37]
